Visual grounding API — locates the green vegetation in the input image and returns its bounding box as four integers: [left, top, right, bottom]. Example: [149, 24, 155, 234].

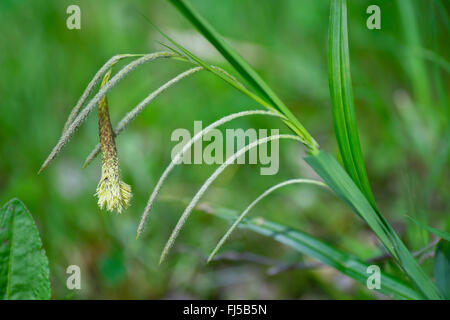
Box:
[0, 199, 51, 299]
[0, 0, 448, 299]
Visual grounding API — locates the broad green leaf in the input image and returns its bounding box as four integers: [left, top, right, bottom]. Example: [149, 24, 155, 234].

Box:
[305, 151, 442, 300]
[407, 216, 450, 241]
[328, 0, 376, 207]
[434, 240, 450, 299]
[212, 208, 421, 300]
[0, 198, 51, 300]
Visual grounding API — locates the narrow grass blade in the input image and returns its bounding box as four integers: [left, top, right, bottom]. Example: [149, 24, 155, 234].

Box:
[407, 216, 450, 241]
[328, 0, 376, 207]
[208, 179, 328, 263]
[167, 0, 318, 153]
[211, 208, 421, 300]
[305, 150, 442, 299]
[145, 21, 274, 110]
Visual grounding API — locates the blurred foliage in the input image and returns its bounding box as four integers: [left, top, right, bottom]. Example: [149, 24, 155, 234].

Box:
[0, 0, 448, 299]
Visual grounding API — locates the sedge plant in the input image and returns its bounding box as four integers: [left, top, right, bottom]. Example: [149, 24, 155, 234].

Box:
[38, 0, 447, 299]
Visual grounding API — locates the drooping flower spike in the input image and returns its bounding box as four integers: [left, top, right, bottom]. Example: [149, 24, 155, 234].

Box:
[94, 70, 132, 213]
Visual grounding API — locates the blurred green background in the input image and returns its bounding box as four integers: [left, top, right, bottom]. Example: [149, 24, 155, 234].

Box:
[0, 0, 448, 299]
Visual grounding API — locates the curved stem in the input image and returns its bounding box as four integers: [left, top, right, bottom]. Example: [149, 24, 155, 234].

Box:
[159, 134, 303, 264]
[62, 54, 147, 133]
[136, 109, 286, 237]
[207, 178, 328, 262]
[82, 66, 204, 168]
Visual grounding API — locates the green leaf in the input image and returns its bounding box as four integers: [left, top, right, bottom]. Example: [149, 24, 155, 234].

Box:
[328, 0, 376, 207]
[212, 208, 421, 300]
[434, 240, 450, 299]
[0, 198, 51, 300]
[167, 0, 318, 153]
[407, 216, 450, 241]
[305, 151, 442, 299]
